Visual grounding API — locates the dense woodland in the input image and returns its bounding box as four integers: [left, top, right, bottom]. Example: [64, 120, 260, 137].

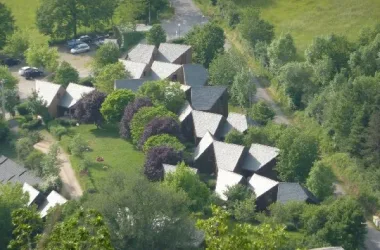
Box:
[0, 0, 378, 249]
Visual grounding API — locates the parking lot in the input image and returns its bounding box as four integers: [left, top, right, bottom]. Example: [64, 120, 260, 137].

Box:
[11, 44, 95, 100]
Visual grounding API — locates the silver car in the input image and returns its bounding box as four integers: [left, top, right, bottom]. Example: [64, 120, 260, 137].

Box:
[70, 43, 90, 54]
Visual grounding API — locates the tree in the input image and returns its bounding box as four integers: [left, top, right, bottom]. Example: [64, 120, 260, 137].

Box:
[277, 62, 315, 109]
[208, 51, 241, 86]
[0, 3, 15, 49]
[24, 150, 45, 175]
[100, 89, 135, 123]
[185, 23, 225, 67]
[119, 97, 153, 139]
[68, 134, 89, 158]
[230, 68, 256, 108]
[362, 109, 380, 167]
[143, 134, 185, 153]
[0, 184, 28, 249]
[276, 128, 319, 183]
[0, 66, 18, 89]
[238, 8, 274, 48]
[36, 0, 116, 39]
[139, 117, 181, 148]
[44, 209, 114, 250]
[26, 91, 48, 118]
[3, 29, 29, 58]
[93, 43, 120, 71]
[73, 90, 106, 128]
[8, 207, 43, 250]
[0, 119, 9, 142]
[267, 33, 297, 72]
[54, 61, 79, 87]
[249, 101, 275, 125]
[306, 161, 335, 200]
[41, 143, 61, 177]
[4, 88, 20, 116]
[224, 184, 256, 223]
[115, 0, 146, 27]
[137, 80, 185, 113]
[130, 106, 177, 145]
[85, 171, 198, 250]
[225, 129, 244, 145]
[197, 205, 288, 250]
[25, 43, 59, 72]
[147, 24, 166, 46]
[16, 138, 34, 162]
[164, 162, 211, 212]
[144, 146, 182, 181]
[94, 62, 128, 93]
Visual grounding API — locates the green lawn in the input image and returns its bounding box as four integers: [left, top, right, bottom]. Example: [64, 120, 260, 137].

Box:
[60, 124, 145, 191]
[1, 0, 39, 30]
[235, 0, 380, 54]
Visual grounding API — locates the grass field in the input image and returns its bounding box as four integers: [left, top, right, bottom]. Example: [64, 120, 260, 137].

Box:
[60, 124, 145, 191]
[1, 0, 39, 30]
[235, 0, 380, 53]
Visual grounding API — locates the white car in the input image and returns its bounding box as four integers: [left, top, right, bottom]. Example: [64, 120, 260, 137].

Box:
[18, 66, 38, 76]
[70, 43, 90, 54]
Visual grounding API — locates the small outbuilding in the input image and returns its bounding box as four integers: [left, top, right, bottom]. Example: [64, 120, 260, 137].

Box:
[35, 80, 65, 118]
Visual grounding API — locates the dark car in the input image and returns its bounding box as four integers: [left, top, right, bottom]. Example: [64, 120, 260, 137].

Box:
[1, 58, 21, 67]
[79, 35, 92, 44]
[67, 39, 83, 49]
[24, 68, 43, 79]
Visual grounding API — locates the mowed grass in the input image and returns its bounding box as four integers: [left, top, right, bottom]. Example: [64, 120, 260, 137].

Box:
[234, 0, 380, 54]
[60, 124, 145, 191]
[1, 0, 39, 29]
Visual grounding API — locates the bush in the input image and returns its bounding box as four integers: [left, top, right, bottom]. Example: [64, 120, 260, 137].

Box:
[21, 119, 42, 130]
[143, 134, 185, 153]
[16, 102, 30, 115]
[224, 129, 244, 145]
[130, 106, 177, 145]
[39, 175, 62, 194]
[79, 157, 92, 172]
[100, 89, 135, 123]
[49, 124, 68, 140]
[54, 61, 79, 87]
[55, 117, 78, 127]
[249, 101, 275, 125]
[24, 150, 44, 175]
[0, 119, 9, 142]
[139, 117, 181, 148]
[16, 138, 34, 162]
[146, 24, 166, 47]
[78, 76, 94, 87]
[69, 134, 89, 158]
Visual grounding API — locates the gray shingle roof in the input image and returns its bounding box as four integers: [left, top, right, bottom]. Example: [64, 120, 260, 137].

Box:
[178, 101, 193, 122]
[194, 131, 214, 160]
[0, 156, 42, 186]
[151, 61, 182, 80]
[183, 64, 208, 87]
[119, 59, 148, 79]
[215, 168, 244, 201]
[277, 183, 317, 204]
[157, 43, 191, 63]
[213, 141, 245, 172]
[220, 113, 257, 137]
[127, 44, 156, 64]
[59, 83, 94, 108]
[114, 79, 147, 92]
[35, 80, 62, 107]
[248, 174, 278, 198]
[191, 86, 227, 112]
[192, 110, 223, 138]
[241, 144, 280, 172]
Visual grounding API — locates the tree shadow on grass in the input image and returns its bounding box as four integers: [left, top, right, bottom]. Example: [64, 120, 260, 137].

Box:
[89, 125, 120, 139]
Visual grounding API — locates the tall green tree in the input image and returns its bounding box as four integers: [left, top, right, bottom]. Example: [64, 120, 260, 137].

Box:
[54, 61, 79, 87]
[93, 43, 120, 71]
[41, 143, 61, 177]
[267, 33, 297, 72]
[185, 23, 225, 67]
[0, 184, 28, 250]
[208, 51, 242, 86]
[362, 109, 380, 167]
[0, 3, 15, 49]
[4, 88, 20, 117]
[25, 43, 59, 72]
[230, 68, 256, 108]
[100, 89, 135, 123]
[8, 207, 43, 250]
[249, 101, 275, 125]
[0, 66, 18, 89]
[306, 161, 335, 200]
[3, 29, 29, 58]
[94, 62, 128, 93]
[147, 24, 166, 47]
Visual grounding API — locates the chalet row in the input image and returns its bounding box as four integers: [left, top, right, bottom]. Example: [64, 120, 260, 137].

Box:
[0, 155, 67, 217]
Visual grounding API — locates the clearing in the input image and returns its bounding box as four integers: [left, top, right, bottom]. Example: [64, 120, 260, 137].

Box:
[1, 0, 39, 30]
[232, 0, 380, 54]
[60, 124, 145, 191]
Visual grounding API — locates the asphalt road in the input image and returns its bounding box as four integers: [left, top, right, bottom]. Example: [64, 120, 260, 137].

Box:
[161, 0, 208, 40]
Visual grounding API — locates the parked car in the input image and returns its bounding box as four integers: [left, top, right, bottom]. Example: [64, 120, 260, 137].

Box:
[1, 58, 21, 67]
[70, 43, 90, 54]
[93, 38, 105, 47]
[18, 66, 38, 76]
[23, 68, 44, 79]
[78, 35, 92, 44]
[67, 39, 83, 49]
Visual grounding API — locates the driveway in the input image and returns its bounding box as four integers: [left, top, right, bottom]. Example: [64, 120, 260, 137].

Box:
[161, 0, 208, 40]
[34, 133, 83, 200]
[11, 45, 94, 100]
